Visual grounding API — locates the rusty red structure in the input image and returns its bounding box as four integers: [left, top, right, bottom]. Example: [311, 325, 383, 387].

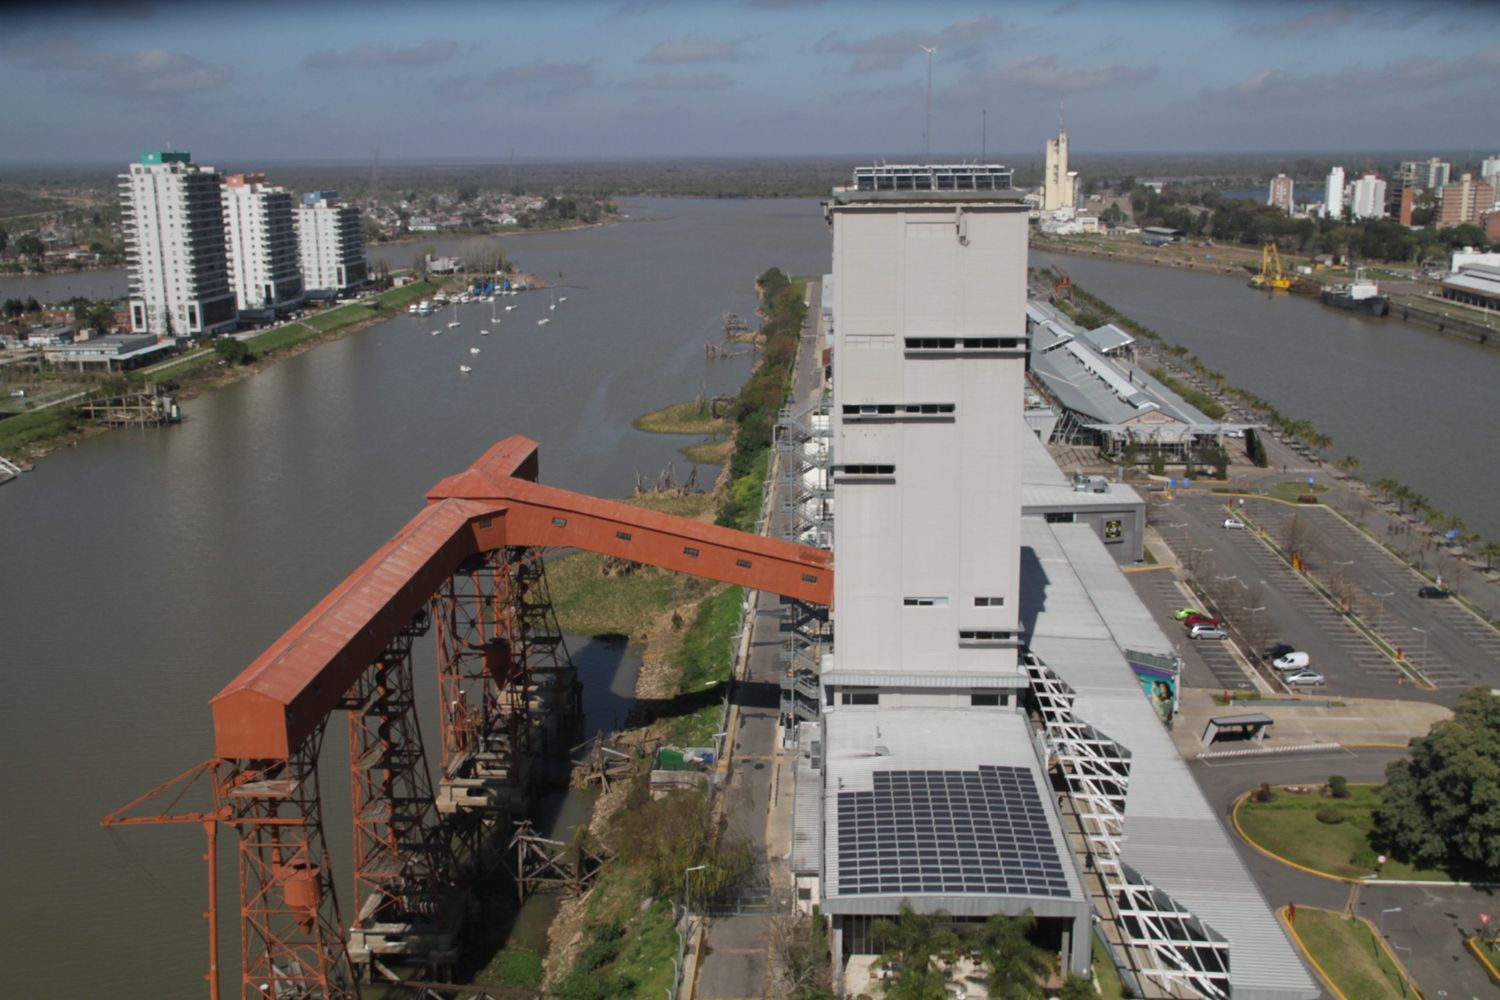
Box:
[105, 435, 831, 999]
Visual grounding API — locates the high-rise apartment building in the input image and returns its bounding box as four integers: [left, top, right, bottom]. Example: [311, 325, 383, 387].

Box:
[121, 151, 236, 338]
[1482, 155, 1500, 202]
[295, 192, 368, 298]
[1323, 166, 1345, 220]
[1424, 157, 1452, 190]
[222, 174, 303, 320]
[1267, 173, 1294, 212]
[1437, 173, 1496, 229]
[1349, 172, 1387, 220]
[1043, 128, 1077, 213]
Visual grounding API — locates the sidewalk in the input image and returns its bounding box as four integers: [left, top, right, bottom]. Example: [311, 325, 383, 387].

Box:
[1170, 687, 1450, 758]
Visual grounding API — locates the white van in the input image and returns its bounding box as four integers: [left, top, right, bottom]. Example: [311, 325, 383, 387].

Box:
[1273, 652, 1310, 671]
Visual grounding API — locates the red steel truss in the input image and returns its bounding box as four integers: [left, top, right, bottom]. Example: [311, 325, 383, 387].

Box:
[104, 435, 832, 999]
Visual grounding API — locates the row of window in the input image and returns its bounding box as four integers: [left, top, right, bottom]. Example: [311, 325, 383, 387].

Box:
[903, 596, 1005, 607]
[904, 337, 1022, 351]
[833, 464, 896, 477]
[841, 402, 955, 419]
[838, 689, 1013, 707]
[543, 516, 818, 584]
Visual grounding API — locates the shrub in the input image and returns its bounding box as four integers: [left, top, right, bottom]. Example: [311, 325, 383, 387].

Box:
[1316, 806, 1343, 825]
[1328, 775, 1350, 798]
[1251, 782, 1275, 803]
[1350, 847, 1378, 870]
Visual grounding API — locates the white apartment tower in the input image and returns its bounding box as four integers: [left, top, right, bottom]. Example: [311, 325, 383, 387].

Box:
[222, 173, 304, 319]
[1043, 127, 1077, 213]
[295, 192, 368, 298]
[1323, 166, 1345, 220]
[121, 151, 237, 338]
[1424, 157, 1452, 190]
[1350, 172, 1387, 220]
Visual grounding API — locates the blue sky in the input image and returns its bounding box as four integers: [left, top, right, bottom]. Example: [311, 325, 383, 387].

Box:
[2, 0, 1497, 165]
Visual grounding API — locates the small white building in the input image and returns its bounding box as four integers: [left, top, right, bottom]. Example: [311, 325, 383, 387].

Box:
[295, 192, 369, 299]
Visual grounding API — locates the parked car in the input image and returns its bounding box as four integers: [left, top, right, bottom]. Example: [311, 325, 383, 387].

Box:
[1417, 586, 1450, 599]
[1273, 652, 1311, 671]
[1222, 517, 1246, 529]
[876, 961, 904, 980]
[1282, 669, 1326, 686]
[1189, 625, 1229, 640]
[1263, 643, 1296, 661]
[1183, 614, 1219, 628]
[1173, 606, 1203, 620]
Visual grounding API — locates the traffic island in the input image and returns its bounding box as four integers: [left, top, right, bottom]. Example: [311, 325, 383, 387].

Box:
[1281, 906, 1419, 1000]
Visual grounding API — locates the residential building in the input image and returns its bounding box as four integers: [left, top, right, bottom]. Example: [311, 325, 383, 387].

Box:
[1397, 186, 1415, 227]
[1386, 161, 1417, 220]
[1323, 166, 1345, 220]
[1424, 157, 1452, 190]
[1349, 171, 1387, 220]
[1438, 174, 1496, 229]
[1481, 155, 1500, 195]
[222, 173, 303, 320]
[295, 192, 368, 298]
[1043, 127, 1077, 213]
[120, 151, 237, 338]
[1267, 173, 1294, 212]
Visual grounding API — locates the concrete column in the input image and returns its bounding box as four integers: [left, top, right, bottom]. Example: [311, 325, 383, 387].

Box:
[1069, 910, 1091, 975]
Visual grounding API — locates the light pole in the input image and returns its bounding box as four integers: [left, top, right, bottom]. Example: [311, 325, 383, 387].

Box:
[1412, 626, 1429, 676]
[1380, 906, 1402, 937]
[684, 864, 707, 916]
[1371, 589, 1393, 633]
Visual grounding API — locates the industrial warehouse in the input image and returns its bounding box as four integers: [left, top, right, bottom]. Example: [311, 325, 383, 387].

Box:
[785, 164, 1318, 999]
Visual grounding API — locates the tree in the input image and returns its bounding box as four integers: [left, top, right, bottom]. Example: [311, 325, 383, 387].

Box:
[15, 234, 45, 260]
[1375, 687, 1500, 873]
[975, 910, 1051, 1000]
[213, 337, 252, 365]
[2, 298, 21, 317]
[871, 901, 961, 998]
[0, 227, 8, 255]
[1058, 975, 1095, 1000]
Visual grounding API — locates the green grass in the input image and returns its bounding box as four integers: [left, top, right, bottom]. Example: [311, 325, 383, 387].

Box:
[676, 586, 743, 693]
[0, 405, 77, 454]
[1294, 909, 1410, 999]
[1238, 785, 1456, 881]
[376, 279, 435, 309]
[1267, 480, 1329, 502]
[680, 438, 733, 464]
[545, 551, 716, 639]
[301, 302, 375, 332]
[475, 948, 543, 989]
[633, 400, 733, 436]
[1092, 935, 1125, 1000]
[601, 898, 677, 998]
[1148, 367, 1227, 420]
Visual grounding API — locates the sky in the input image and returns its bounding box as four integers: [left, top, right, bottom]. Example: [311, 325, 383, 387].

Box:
[1, 0, 1498, 166]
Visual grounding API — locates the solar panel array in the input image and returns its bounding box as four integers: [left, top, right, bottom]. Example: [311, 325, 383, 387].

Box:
[835, 764, 1071, 898]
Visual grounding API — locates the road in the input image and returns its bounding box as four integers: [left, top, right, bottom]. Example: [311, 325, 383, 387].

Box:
[1190, 749, 1497, 999]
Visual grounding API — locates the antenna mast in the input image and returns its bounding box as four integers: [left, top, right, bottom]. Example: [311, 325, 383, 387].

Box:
[981, 108, 987, 161]
[920, 45, 936, 162]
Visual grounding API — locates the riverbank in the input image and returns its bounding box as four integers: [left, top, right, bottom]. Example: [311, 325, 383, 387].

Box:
[1032, 234, 1500, 349]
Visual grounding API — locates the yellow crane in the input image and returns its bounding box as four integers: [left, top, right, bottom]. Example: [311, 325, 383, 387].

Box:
[1250, 242, 1292, 290]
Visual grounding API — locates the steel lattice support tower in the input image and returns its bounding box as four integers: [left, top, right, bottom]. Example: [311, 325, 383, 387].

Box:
[345, 622, 465, 977]
[230, 725, 359, 1000]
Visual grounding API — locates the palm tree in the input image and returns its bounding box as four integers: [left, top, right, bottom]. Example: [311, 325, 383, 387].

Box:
[871, 901, 961, 999]
[1479, 540, 1500, 572]
[976, 910, 1052, 1000]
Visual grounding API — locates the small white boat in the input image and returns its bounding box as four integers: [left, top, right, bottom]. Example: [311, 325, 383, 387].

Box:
[469, 347, 481, 354]
[459, 364, 472, 373]
[407, 304, 418, 314]
[537, 317, 550, 326]
[557, 296, 568, 303]
[447, 321, 460, 328]
[504, 304, 515, 312]
[480, 329, 490, 335]
[430, 330, 441, 336]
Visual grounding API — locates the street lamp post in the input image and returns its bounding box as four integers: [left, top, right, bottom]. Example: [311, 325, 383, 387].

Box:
[1412, 626, 1429, 676]
[1380, 906, 1402, 937]
[1371, 589, 1393, 634]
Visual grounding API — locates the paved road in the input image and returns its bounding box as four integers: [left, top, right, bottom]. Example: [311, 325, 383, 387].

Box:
[695, 281, 824, 1000]
[1189, 749, 1496, 999]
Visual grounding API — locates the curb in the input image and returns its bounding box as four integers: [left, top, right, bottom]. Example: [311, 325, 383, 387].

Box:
[1197, 742, 1341, 760]
[1279, 907, 1350, 1000]
[1467, 936, 1500, 986]
[1280, 906, 1424, 1000]
[1232, 792, 1358, 884]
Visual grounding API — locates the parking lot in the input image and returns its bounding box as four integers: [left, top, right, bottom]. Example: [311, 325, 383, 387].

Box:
[1139, 492, 1456, 702]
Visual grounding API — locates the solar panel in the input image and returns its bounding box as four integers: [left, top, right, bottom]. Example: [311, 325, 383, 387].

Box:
[835, 765, 1072, 898]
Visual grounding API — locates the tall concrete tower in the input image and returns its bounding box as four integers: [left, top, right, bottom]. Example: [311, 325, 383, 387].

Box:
[121, 151, 236, 338]
[223, 173, 304, 320]
[1324, 166, 1346, 220]
[1043, 105, 1077, 213]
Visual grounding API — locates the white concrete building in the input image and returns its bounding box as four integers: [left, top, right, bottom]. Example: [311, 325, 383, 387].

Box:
[1424, 157, 1452, 190]
[295, 192, 368, 298]
[1349, 171, 1388, 220]
[1043, 128, 1077, 213]
[222, 173, 303, 320]
[121, 151, 237, 338]
[1323, 165, 1345, 220]
[1482, 155, 1500, 201]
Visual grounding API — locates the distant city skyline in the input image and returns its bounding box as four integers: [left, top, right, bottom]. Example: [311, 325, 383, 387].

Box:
[2, 0, 1498, 165]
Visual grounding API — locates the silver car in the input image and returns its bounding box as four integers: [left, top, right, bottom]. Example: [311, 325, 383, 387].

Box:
[1282, 669, 1325, 686]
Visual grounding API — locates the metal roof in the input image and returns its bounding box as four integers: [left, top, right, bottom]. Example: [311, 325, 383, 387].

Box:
[791, 721, 824, 876]
[1020, 519, 1319, 999]
[1077, 323, 1134, 355]
[821, 670, 1028, 689]
[821, 708, 1087, 918]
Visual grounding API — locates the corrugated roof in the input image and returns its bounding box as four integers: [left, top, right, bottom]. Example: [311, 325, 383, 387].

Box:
[820, 670, 1028, 689]
[1021, 520, 1318, 999]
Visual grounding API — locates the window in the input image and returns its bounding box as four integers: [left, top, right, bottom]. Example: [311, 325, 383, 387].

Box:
[842, 402, 955, 421]
[683, 546, 700, 558]
[971, 692, 1010, 707]
[615, 530, 633, 541]
[959, 630, 1016, 646]
[551, 517, 568, 528]
[801, 573, 820, 584]
[840, 689, 879, 706]
[903, 597, 949, 607]
[833, 464, 896, 478]
[974, 596, 1005, 607]
[904, 337, 1024, 352]
[1045, 512, 1075, 524]
[736, 558, 753, 569]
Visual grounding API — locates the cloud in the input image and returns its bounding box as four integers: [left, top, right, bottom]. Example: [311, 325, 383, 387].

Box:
[305, 40, 457, 70]
[487, 61, 595, 96]
[952, 54, 1156, 98]
[86, 0, 152, 18]
[1206, 46, 1500, 106]
[1239, 3, 1353, 38]
[641, 36, 746, 64]
[747, 0, 826, 8]
[815, 17, 1002, 73]
[626, 72, 735, 91]
[18, 37, 230, 95]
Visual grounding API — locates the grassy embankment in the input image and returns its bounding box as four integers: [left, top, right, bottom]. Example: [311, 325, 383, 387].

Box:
[631, 400, 734, 464]
[1291, 908, 1414, 999]
[1236, 784, 1455, 881]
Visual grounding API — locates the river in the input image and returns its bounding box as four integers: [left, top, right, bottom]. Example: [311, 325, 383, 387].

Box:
[0, 198, 831, 997]
[1032, 250, 1500, 542]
